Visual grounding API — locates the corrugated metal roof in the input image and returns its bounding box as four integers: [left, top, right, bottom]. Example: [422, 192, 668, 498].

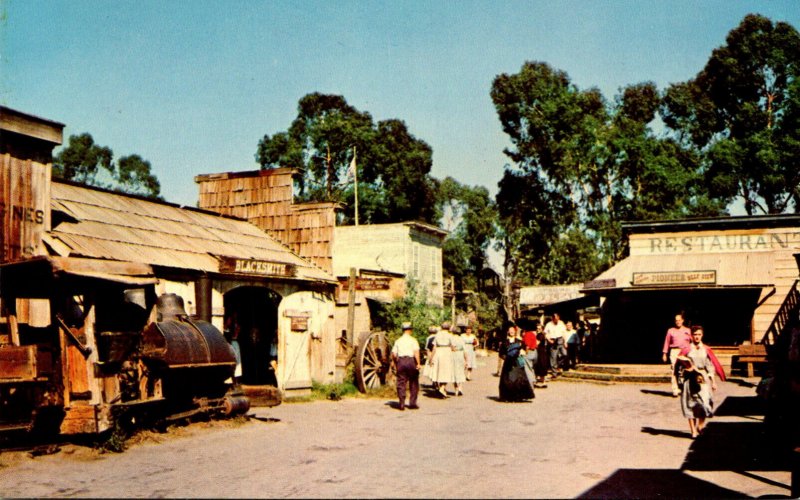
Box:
[49, 182, 334, 283]
[590, 253, 775, 289]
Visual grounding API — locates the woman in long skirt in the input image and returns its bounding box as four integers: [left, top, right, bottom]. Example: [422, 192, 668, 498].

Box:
[451, 327, 467, 396]
[430, 322, 455, 397]
[676, 325, 726, 438]
[421, 326, 438, 387]
[498, 326, 535, 402]
[462, 325, 478, 381]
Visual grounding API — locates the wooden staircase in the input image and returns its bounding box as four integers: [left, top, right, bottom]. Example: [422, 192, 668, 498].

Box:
[761, 279, 800, 354]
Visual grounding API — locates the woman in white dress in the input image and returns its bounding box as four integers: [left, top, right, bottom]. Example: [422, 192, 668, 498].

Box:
[430, 322, 455, 397]
[451, 326, 467, 396]
[421, 326, 438, 387]
[462, 325, 478, 381]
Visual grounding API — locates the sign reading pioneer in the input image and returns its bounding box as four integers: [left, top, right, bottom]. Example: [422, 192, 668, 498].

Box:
[218, 257, 296, 278]
[632, 270, 716, 286]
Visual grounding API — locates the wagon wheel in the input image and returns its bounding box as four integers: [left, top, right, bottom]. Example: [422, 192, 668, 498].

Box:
[354, 331, 395, 393]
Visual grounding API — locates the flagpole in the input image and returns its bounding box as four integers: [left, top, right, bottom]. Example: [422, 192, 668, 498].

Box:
[353, 146, 359, 226]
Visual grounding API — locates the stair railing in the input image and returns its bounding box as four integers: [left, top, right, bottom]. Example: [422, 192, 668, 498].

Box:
[761, 279, 800, 347]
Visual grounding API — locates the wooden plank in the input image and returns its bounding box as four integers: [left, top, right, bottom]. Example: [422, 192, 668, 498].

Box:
[0, 107, 64, 145]
[738, 344, 767, 356]
[59, 404, 97, 435]
[737, 356, 768, 363]
[0, 345, 37, 379]
[66, 344, 90, 394]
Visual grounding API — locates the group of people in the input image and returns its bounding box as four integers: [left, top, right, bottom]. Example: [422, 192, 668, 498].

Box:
[496, 313, 590, 383]
[393, 309, 729, 437]
[422, 322, 479, 398]
[390, 321, 480, 410]
[662, 312, 727, 439]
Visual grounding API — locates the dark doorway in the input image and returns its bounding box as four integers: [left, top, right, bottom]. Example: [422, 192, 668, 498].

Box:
[597, 287, 762, 363]
[224, 287, 281, 386]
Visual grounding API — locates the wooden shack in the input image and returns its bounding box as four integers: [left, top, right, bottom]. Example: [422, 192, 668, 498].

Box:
[2, 107, 339, 399]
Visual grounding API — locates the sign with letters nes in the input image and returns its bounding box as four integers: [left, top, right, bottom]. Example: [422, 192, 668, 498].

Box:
[1, 157, 50, 263]
[218, 257, 296, 278]
[632, 270, 716, 286]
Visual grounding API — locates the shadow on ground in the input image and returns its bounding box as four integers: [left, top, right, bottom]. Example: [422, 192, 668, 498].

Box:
[591, 396, 793, 498]
[641, 426, 692, 439]
[577, 469, 748, 498]
[682, 421, 788, 472]
[713, 396, 765, 417]
[640, 389, 676, 397]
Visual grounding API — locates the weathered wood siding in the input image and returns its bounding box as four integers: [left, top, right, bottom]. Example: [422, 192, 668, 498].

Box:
[0, 154, 51, 263]
[196, 169, 337, 274]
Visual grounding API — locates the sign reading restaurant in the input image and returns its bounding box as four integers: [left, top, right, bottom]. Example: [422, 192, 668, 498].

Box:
[218, 256, 297, 277]
[634, 230, 800, 255]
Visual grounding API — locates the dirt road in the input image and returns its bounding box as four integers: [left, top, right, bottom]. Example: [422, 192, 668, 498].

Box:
[0, 353, 791, 498]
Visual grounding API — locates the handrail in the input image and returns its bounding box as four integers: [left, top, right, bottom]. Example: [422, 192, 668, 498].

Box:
[761, 279, 800, 346]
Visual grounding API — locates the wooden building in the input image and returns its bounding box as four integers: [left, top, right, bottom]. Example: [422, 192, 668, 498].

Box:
[333, 222, 448, 306]
[2, 108, 339, 398]
[582, 215, 800, 364]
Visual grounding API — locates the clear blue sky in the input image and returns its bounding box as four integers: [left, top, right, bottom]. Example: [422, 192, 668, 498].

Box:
[2, 1, 799, 208]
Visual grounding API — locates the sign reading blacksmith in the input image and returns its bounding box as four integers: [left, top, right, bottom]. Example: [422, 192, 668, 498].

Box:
[218, 256, 297, 278]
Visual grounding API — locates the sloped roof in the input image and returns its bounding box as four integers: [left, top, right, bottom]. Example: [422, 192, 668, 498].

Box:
[47, 181, 334, 283]
[584, 252, 774, 291]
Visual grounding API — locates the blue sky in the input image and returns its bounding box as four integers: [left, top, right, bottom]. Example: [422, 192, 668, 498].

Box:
[2, 1, 799, 208]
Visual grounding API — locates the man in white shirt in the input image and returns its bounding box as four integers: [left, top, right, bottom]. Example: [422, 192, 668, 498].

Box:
[544, 313, 567, 376]
[391, 322, 421, 410]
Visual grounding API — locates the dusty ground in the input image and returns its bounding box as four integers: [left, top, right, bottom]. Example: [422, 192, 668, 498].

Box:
[0, 353, 793, 498]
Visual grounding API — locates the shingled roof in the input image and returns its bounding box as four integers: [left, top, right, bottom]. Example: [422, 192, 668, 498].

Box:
[45, 181, 334, 284]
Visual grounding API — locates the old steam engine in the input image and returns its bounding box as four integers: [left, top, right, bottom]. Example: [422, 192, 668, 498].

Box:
[0, 256, 248, 436]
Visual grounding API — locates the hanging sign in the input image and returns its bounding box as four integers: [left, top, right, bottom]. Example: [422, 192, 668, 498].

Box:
[632, 270, 716, 286]
[218, 257, 296, 278]
[339, 277, 392, 291]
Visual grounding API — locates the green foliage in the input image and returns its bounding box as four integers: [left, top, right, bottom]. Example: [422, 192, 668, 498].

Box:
[662, 13, 800, 214]
[53, 133, 161, 199]
[437, 177, 498, 289]
[463, 291, 503, 340]
[374, 280, 448, 347]
[256, 93, 438, 224]
[491, 60, 727, 289]
[311, 380, 359, 401]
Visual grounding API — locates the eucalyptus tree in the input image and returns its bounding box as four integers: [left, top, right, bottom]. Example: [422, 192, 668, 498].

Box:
[256, 93, 438, 224]
[491, 62, 712, 285]
[662, 13, 800, 214]
[53, 133, 161, 199]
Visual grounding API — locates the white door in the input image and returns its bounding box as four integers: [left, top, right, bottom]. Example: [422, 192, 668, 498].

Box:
[277, 292, 313, 392]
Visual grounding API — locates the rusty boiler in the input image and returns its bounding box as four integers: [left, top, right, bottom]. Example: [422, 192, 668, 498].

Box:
[141, 293, 248, 416]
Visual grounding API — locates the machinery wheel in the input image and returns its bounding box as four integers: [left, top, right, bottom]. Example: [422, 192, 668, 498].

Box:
[354, 332, 395, 393]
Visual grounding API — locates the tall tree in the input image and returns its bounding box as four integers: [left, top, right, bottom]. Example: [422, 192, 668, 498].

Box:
[491, 62, 714, 286]
[53, 133, 161, 199]
[256, 93, 438, 224]
[662, 13, 800, 214]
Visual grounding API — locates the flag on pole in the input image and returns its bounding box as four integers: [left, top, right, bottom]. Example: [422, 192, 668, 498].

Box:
[346, 151, 357, 181]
